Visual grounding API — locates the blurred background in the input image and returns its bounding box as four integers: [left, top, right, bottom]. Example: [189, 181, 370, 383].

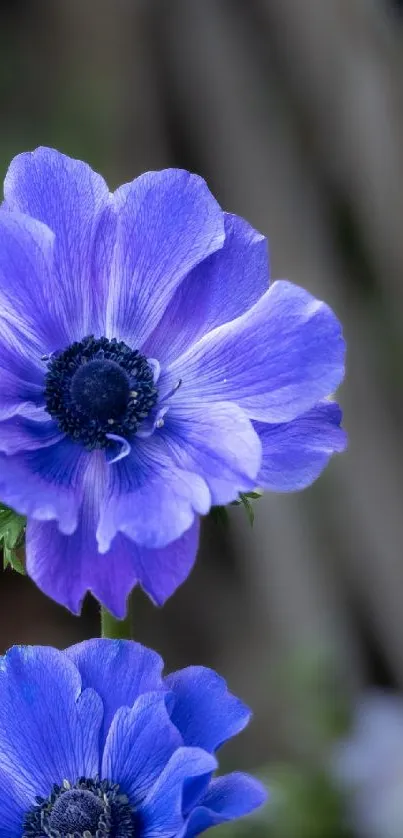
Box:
[2, 1, 403, 836]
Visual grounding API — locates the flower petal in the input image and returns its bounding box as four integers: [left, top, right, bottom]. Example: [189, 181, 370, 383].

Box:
[0, 438, 84, 534]
[139, 748, 217, 838]
[0, 208, 65, 353]
[184, 773, 268, 838]
[25, 482, 140, 618]
[0, 413, 63, 454]
[27, 463, 200, 616]
[0, 771, 25, 837]
[102, 693, 182, 806]
[166, 667, 251, 753]
[0, 646, 102, 807]
[106, 169, 225, 347]
[162, 401, 261, 506]
[131, 518, 200, 606]
[98, 438, 210, 552]
[254, 400, 347, 491]
[0, 337, 45, 420]
[4, 147, 113, 339]
[167, 280, 345, 423]
[66, 640, 165, 750]
[144, 214, 268, 365]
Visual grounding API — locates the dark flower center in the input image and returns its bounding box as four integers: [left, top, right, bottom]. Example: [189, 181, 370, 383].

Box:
[23, 776, 135, 838]
[49, 788, 104, 834]
[70, 359, 131, 422]
[44, 336, 158, 452]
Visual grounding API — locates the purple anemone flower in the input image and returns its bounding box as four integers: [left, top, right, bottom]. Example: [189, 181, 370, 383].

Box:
[0, 147, 346, 615]
[0, 639, 267, 837]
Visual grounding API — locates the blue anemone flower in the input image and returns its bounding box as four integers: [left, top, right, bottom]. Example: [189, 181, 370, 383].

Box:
[0, 148, 346, 615]
[0, 639, 267, 838]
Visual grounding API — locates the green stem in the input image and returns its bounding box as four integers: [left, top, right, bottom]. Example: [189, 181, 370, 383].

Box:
[100, 598, 133, 639]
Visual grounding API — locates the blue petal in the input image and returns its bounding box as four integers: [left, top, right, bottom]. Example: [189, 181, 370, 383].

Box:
[165, 667, 251, 754]
[106, 169, 225, 347]
[0, 438, 85, 534]
[130, 517, 200, 606]
[162, 401, 261, 506]
[26, 451, 136, 616]
[254, 400, 347, 491]
[184, 773, 268, 838]
[167, 280, 345, 423]
[0, 646, 102, 807]
[0, 336, 45, 420]
[27, 449, 201, 615]
[4, 147, 113, 339]
[26, 511, 140, 619]
[138, 747, 217, 838]
[97, 436, 210, 552]
[0, 208, 66, 353]
[144, 214, 268, 365]
[0, 211, 55, 420]
[102, 693, 182, 806]
[0, 771, 26, 837]
[0, 413, 63, 454]
[67, 641, 164, 751]
[27, 515, 200, 617]
[27, 515, 139, 617]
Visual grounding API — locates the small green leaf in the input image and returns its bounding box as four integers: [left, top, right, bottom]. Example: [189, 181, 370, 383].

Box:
[232, 489, 263, 526]
[238, 493, 255, 526]
[243, 490, 264, 500]
[0, 503, 26, 574]
[210, 490, 263, 528]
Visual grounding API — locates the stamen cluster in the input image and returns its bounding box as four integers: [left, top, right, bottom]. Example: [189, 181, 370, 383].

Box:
[22, 776, 134, 838]
[44, 335, 158, 450]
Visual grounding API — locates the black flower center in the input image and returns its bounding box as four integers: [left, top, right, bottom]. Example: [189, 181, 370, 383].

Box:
[49, 788, 104, 834]
[44, 336, 158, 452]
[23, 776, 135, 838]
[70, 359, 131, 422]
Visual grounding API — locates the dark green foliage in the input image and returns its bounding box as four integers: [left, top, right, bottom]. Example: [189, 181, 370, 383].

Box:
[211, 490, 263, 528]
[0, 503, 26, 574]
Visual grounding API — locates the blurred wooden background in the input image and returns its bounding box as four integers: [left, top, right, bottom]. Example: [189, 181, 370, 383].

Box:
[1, 0, 403, 769]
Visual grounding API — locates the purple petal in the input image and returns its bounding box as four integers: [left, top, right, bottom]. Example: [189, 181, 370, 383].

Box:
[0, 337, 45, 420]
[132, 518, 200, 605]
[66, 640, 165, 749]
[167, 280, 345, 423]
[0, 438, 84, 534]
[98, 437, 210, 552]
[144, 214, 268, 365]
[0, 413, 63, 454]
[25, 462, 140, 616]
[0, 208, 66, 353]
[162, 401, 262, 505]
[102, 693, 182, 806]
[27, 456, 200, 616]
[0, 646, 102, 806]
[166, 667, 251, 753]
[4, 147, 113, 339]
[139, 748, 217, 838]
[184, 773, 268, 838]
[254, 401, 347, 491]
[106, 169, 225, 347]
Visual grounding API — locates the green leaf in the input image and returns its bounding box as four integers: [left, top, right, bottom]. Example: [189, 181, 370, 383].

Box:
[232, 489, 263, 526]
[0, 504, 26, 574]
[211, 490, 263, 528]
[243, 490, 264, 500]
[239, 493, 255, 526]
